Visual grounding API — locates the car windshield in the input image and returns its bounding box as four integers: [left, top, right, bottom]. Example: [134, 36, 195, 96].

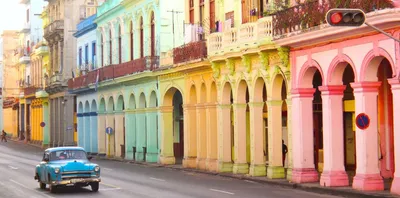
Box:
[49, 150, 87, 161]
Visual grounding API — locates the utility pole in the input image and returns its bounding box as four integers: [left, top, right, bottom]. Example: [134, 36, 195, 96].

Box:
[167, 10, 183, 49]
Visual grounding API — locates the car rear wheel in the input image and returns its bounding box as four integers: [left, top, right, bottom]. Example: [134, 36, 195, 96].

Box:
[90, 182, 99, 192]
[39, 181, 46, 189]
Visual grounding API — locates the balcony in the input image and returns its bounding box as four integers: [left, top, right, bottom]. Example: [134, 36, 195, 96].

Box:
[207, 16, 273, 56]
[272, 0, 394, 39]
[173, 40, 207, 65]
[44, 20, 64, 39]
[18, 47, 31, 64]
[68, 56, 159, 91]
[24, 86, 37, 96]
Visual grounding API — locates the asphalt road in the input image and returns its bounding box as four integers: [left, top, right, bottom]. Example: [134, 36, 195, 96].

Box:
[0, 141, 341, 198]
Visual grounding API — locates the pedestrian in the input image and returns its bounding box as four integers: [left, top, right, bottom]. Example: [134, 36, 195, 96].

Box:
[282, 140, 287, 166]
[1, 130, 7, 142]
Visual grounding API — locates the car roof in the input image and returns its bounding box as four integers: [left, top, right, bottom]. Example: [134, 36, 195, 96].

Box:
[45, 147, 86, 152]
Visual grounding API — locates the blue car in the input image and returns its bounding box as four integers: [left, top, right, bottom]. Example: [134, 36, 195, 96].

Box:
[34, 147, 101, 193]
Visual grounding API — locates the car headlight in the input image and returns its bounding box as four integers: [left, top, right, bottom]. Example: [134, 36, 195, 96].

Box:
[94, 166, 100, 172]
[54, 167, 60, 174]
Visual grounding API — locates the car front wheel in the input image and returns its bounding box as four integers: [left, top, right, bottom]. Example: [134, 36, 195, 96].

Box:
[39, 182, 46, 189]
[90, 182, 99, 192]
[49, 185, 57, 193]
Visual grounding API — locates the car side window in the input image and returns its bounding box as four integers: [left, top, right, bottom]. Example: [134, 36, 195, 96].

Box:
[42, 152, 49, 161]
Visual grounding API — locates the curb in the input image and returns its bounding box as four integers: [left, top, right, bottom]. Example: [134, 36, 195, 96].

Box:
[94, 156, 396, 198]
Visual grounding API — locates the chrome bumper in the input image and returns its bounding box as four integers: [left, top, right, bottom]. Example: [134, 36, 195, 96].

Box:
[52, 177, 101, 185]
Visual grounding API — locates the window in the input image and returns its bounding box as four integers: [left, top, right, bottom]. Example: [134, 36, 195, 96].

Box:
[189, 0, 194, 24]
[27, 9, 29, 23]
[118, 25, 122, 64]
[130, 21, 134, 60]
[92, 42, 96, 68]
[140, 17, 144, 58]
[101, 34, 104, 66]
[49, 150, 88, 161]
[109, 30, 112, 64]
[85, 44, 89, 65]
[150, 12, 155, 57]
[210, 0, 215, 32]
[78, 47, 82, 67]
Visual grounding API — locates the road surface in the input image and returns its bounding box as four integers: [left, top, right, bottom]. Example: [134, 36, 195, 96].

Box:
[0, 141, 341, 198]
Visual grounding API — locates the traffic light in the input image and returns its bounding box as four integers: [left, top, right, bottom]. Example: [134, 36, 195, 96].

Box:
[326, 8, 366, 27]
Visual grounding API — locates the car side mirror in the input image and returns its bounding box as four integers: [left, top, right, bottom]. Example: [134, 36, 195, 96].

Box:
[43, 158, 49, 162]
[88, 156, 93, 161]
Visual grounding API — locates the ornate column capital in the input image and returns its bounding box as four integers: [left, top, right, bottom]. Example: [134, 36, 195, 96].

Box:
[291, 88, 315, 98]
[159, 106, 173, 113]
[350, 82, 381, 94]
[266, 100, 283, 107]
[318, 85, 346, 96]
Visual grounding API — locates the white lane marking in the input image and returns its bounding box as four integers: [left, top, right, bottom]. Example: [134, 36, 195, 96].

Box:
[149, 177, 165, 182]
[99, 187, 122, 191]
[244, 180, 258, 184]
[103, 168, 113, 171]
[210, 188, 235, 195]
[100, 183, 120, 188]
[8, 165, 18, 170]
[9, 179, 55, 198]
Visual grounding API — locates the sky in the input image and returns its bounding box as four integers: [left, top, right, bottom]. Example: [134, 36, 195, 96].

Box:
[0, 1, 25, 33]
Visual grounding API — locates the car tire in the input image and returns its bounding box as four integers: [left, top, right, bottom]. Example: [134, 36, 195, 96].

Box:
[90, 182, 99, 192]
[49, 185, 57, 193]
[39, 182, 46, 190]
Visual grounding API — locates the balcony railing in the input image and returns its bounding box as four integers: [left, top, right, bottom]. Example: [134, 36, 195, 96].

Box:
[208, 16, 273, 55]
[44, 20, 64, 38]
[173, 40, 207, 64]
[24, 86, 37, 96]
[272, 0, 394, 37]
[68, 56, 160, 90]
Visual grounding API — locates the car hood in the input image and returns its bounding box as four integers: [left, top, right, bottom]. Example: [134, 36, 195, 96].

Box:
[50, 160, 95, 172]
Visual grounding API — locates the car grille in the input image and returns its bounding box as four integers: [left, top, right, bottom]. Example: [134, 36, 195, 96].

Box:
[61, 171, 93, 180]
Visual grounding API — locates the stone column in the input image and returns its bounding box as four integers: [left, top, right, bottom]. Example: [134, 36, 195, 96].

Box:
[106, 112, 115, 157]
[84, 112, 91, 151]
[350, 82, 384, 191]
[266, 100, 285, 179]
[285, 99, 294, 181]
[48, 43, 53, 74]
[90, 112, 98, 154]
[183, 104, 197, 168]
[291, 88, 319, 183]
[77, 112, 84, 147]
[123, 32, 130, 62]
[389, 79, 400, 195]
[124, 110, 136, 160]
[97, 112, 107, 156]
[135, 108, 146, 161]
[114, 111, 124, 158]
[248, 102, 266, 176]
[63, 95, 74, 146]
[196, 104, 207, 170]
[113, 35, 119, 64]
[42, 101, 50, 147]
[205, 103, 218, 172]
[319, 85, 349, 187]
[146, 107, 159, 162]
[232, 103, 249, 174]
[217, 104, 233, 172]
[159, 106, 175, 164]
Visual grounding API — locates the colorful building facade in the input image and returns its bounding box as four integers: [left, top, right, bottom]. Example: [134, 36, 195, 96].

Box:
[273, 0, 400, 195]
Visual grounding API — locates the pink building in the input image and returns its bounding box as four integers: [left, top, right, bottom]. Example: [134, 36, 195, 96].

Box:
[274, 1, 400, 195]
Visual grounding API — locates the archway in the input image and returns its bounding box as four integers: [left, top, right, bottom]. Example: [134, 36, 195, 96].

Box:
[233, 80, 250, 174]
[137, 93, 147, 161]
[98, 98, 106, 155]
[147, 91, 159, 162]
[106, 96, 115, 157]
[91, 100, 98, 154]
[84, 101, 91, 152]
[78, 102, 84, 148]
[116, 95, 125, 159]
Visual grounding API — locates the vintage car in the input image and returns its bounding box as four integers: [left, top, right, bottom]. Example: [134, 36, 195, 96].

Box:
[34, 147, 101, 193]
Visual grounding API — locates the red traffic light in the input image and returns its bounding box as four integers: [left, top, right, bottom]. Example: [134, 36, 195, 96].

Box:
[326, 8, 366, 27]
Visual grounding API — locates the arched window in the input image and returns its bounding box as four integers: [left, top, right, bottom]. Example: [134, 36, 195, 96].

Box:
[118, 25, 122, 64]
[130, 21, 134, 60]
[140, 17, 144, 58]
[150, 12, 155, 57]
[109, 29, 112, 64]
[101, 34, 104, 66]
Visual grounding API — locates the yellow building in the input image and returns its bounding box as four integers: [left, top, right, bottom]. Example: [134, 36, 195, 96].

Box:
[2, 30, 20, 138]
[158, 0, 292, 179]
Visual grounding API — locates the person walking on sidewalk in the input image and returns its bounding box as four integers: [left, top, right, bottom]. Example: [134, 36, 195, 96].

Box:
[282, 140, 288, 166]
[1, 130, 7, 142]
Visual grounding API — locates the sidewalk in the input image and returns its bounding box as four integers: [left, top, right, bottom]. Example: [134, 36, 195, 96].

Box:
[7, 139, 398, 198]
